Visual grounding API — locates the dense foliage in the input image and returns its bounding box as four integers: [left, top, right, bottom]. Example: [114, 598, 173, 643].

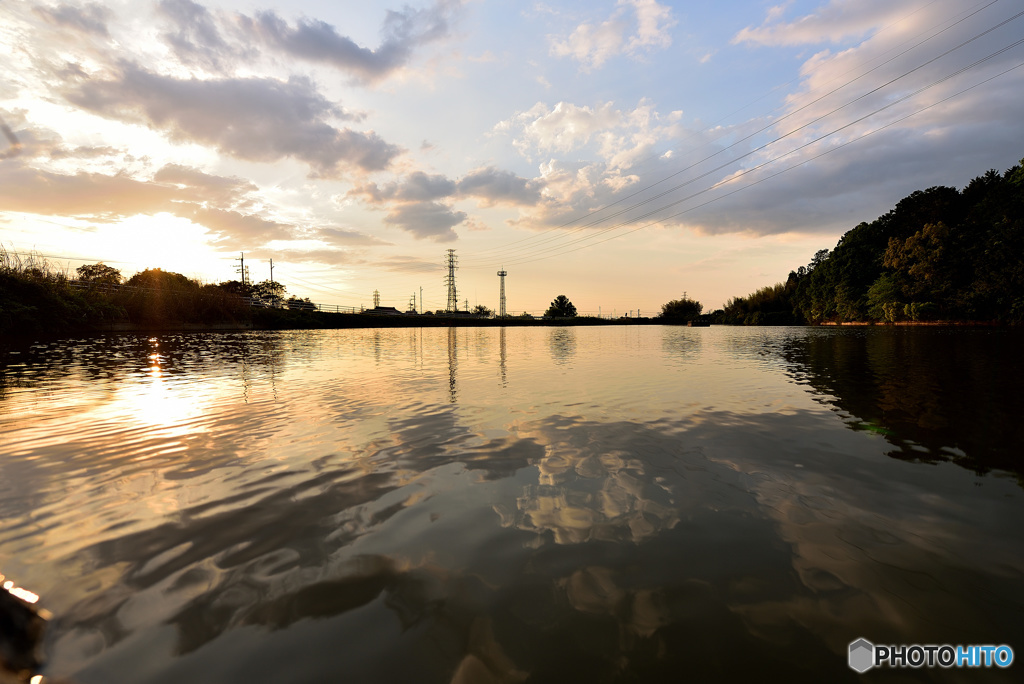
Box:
[545, 295, 578, 317]
[719, 159, 1024, 324]
[658, 294, 703, 322]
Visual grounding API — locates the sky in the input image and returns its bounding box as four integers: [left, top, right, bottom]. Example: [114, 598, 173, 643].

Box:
[1, 0, 1022, 315]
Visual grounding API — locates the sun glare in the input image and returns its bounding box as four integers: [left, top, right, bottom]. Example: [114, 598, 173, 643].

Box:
[95, 213, 232, 281]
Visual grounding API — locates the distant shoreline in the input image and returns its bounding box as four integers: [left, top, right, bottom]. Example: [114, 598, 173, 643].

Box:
[90, 312, 668, 333]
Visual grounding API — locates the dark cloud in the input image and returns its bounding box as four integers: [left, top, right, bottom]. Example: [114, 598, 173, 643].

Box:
[350, 171, 456, 203]
[33, 2, 112, 37]
[157, 0, 242, 71]
[241, 1, 460, 83]
[62, 64, 401, 175]
[351, 167, 542, 206]
[384, 201, 465, 242]
[456, 167, 543, 206]
[345, 166, 542, 243]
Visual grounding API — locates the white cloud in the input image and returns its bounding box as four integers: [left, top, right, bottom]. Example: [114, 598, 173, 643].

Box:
[497, 99, 683, 171]
[548, 0, 676, 69]
[733, 0, 909, 47]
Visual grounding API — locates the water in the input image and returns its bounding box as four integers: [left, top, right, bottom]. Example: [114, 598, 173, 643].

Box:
[1, 326, 1022, 683]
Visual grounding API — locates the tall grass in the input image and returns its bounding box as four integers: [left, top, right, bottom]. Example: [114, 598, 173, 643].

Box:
[0, 244, 70, 283]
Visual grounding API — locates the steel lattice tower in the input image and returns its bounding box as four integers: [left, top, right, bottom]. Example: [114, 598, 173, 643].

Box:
[497, 270, 507, 317]
[445, 249, 459, 312]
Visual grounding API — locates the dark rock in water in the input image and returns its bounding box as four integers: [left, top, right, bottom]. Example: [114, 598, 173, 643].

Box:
[0, 577, 48, 681]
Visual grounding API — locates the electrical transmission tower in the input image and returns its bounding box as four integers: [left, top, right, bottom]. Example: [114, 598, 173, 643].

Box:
[444, 249, 458, 313]
[497, 269, 507, 317]
[373, 290, 380, 308]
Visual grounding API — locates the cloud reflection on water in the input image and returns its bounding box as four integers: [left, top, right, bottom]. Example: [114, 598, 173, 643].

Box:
[2, 327, 1023, 682]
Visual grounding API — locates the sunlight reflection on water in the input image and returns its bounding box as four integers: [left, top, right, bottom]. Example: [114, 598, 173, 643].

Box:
[1, 326, 1022, 683]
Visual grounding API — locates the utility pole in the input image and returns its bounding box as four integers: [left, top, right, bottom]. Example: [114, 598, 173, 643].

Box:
[420, 287, 423, 314]
[464, 298, 469, 312]
[269, 258, 273, 285]
[373, 290, 380, 308]
[445, 249, 458, 313]
[497, 269, 507, 317]
[235, 252, 249, 285]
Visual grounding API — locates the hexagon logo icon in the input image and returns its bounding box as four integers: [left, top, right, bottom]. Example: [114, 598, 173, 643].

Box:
[849, 638, 875, 673]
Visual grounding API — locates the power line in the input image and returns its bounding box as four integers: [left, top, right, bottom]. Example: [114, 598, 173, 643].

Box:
[465, 19, 1024, 269]
[484, 58, 1024, 268]
[465, 1, 1019, 265]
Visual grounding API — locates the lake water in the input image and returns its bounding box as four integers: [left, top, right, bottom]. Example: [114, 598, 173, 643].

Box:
[1, 325, 1022, 683]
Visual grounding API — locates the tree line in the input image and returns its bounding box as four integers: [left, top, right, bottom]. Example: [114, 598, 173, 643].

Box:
[716, 158, 1024, 325]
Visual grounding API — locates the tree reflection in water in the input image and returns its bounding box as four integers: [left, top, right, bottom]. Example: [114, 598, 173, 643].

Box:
[1, 327, 1022, 683]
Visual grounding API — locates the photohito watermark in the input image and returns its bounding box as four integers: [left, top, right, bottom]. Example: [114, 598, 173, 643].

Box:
[849, 639, 1014, 673]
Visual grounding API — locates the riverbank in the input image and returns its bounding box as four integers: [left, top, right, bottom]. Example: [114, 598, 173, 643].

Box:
[817, 319, 1003, 326]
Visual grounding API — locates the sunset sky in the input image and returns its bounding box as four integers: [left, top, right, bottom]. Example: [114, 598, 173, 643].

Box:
[2, 0, 1022, 314]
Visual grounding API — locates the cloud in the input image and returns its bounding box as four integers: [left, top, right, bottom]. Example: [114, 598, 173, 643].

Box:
[255, 248, 363, 267]
[0, 163, 178, 218]
[456, 167, 544, 206]
[548, 0, 675, 69]
[698, 0, 1024, 236]
[376, 255, 444, 273]
[157, 0, 243, 71]
[33, 2, 112, 37]
[351, 167, 541, 206]
[317, 226, 391, 247]
[344, 165, 544, 241]
[0, 157, 294, 244]
[732, 0, 903, 47]
[239, 0, 461, 84]
[62, 64, 401, 175]
[182, 206, 292, 242]
[497, 99, 683, 170]
[152, 163, 257, 206]
[383, 201, 465, 242]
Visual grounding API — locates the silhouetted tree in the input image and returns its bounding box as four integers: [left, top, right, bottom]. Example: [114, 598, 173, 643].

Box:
[76, 262, 122, 285]
[127, 268, 193, 290]
[472, 304, 493, 317]
[251, 280, 286, 307]
[287, 296, 314, 310]
[545, 295, 577, 317]
[658, 294, 703, 322]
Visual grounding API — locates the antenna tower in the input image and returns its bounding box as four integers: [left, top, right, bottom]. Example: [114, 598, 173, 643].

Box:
[497, 269, 507, 317]
[444, 249, 458, 312]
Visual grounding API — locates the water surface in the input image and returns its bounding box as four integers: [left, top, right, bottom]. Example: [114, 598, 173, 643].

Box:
[1, 326, 1022, 682]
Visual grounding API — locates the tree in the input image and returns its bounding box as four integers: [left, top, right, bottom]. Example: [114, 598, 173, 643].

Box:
[659, 293, 703, 322]
[127, 268, 193, 290]
[77, 262, 122, 285]
[544, 295, 577, 317]
[250, 280, 286, 307]
[472, 304, 493, 317]
[287, 296, 315, 310]
[217, 280, 254, 298]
